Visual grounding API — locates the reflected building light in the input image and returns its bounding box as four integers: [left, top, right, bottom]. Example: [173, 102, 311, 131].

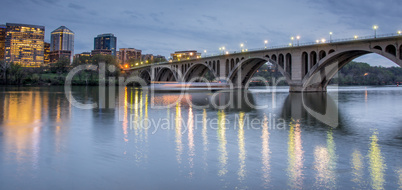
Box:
[175, 103, 183, 164]
[261, 114, 271, 187]
[238, 112, 246, 181]
[368, 132, 386, 190]
[217, 110, 228, 176]
[202, 109, 208, 167]
[187, 106, 195, 177]
[144, 93, 149, 142]
[351, 150, 364, 188]
[134, 90, 139, 137]
[313, 129, 337, 189]
[287, 120, 304, 189]
[123, 87, 128, 142]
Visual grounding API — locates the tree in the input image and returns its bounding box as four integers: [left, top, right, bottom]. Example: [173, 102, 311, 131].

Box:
[50, 58, 70, 73]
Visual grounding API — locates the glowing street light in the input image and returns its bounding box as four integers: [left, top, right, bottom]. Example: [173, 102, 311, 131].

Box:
[316, 40, 319, 44]
[240, 43, 244, 52]
[373, 25, 378, 38]
[296, 36, 300, 46]
[204, 50, 207, 57]
[329, 32, 333, 42]
[321, 38, 326, 43]
[264, 40, 268, 49]
[398, 31, 401, 35]
[354, 35, 358, 39]
[291, 36, 294, 46]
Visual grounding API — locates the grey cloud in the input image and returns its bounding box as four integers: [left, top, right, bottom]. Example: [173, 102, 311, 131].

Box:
[68, 3, 85, 10]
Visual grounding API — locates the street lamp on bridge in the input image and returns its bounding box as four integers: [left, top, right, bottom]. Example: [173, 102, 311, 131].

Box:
[240, 43, 244, 52]
[296, 36, 300, 46]
[291, 36, 294, 46]
[264, 40, 268, 49]
[204, 50, 207, 57]
[329, 32, 333, 42]
[373, 25, 378, 38]
[398, 30, 401, 35]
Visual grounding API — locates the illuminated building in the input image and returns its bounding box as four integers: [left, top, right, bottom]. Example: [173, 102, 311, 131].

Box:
[94, 33, 117, 56]
[50, 50, 71, 64]
[4, 23, 45, 67]
[0, 25, 5, 60]
[50, 26, 74, 62]
[74, 52, 91, 59]
[44, 42, 50, 64]
[91, 49, 112, 56]
[141, 54, 153, 63]
[119, 48, 141, 65]
[171, 50, 201, 61]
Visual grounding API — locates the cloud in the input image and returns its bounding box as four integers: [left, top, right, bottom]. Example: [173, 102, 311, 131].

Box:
[68, 3, 85, 10]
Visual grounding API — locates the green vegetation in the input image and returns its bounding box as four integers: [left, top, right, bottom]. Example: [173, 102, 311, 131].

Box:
[251, 61, 402, 86]
[0, 54, 121, 86]
[329, 62, 402, 85]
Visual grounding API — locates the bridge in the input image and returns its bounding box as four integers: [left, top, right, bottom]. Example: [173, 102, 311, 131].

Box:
[124, 33, 402, 92]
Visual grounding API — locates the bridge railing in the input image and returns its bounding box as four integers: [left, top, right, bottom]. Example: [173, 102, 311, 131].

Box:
[127, 32, 402, 69]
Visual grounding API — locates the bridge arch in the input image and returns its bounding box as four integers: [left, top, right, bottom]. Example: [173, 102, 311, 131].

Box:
[183, 62, 218, 82]
[140, 69, 151, 84]
[278, 54, 284, 68]
[373, 45, 382, 51]
[227, 56, 291, 87]
[385, 44, 396, 56]
[286, 53, 292, 77]
[319, 50, 326, 60]
[310, 51, 317, 69]
[155, 67, 178, 82]
[303, 47, 402, 91]
[302, 52, 308, 78]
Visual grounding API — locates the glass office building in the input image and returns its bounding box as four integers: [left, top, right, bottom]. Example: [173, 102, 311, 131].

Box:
[4, 23, 45, 67]
[50, 26, 74, 62]
[94, 33, 117, 56]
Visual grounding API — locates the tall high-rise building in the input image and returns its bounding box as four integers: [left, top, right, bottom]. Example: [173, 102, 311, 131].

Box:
[4, 23, 45, 67]
[0, 25, 6, 60]
[119, 48, 141, 66]
[94, 33, 117, 56]
[50, 26, 74, 63]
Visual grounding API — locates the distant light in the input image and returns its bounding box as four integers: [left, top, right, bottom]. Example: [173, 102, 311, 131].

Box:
[264, 40, 268, 44]
[316, 40, 319, 43]
[291, 37, 294, 40]
[296, 36, 300, 40]
[398, 31, 401, 35]
[222, 47, 225, 50]
[321, 38, 326, 43]
[354, 35, 358, 39]
[240, 43, 244, 47]
[364, 73, 369, 76]
[329, 32, 333, 35]
[373, 25, 378, 30]
[289, 43, 292, 46]
[190, 52, 193, 56]
[204, 50, 207, 53]
[124, 64, 128, 68]
[225, 51, 229, 54]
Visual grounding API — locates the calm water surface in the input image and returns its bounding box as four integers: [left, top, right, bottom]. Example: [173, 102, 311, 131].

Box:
[0, 86, 401, 189]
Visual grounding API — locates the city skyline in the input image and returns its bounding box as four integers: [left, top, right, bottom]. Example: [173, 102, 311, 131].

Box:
[1, 0, 401, 66]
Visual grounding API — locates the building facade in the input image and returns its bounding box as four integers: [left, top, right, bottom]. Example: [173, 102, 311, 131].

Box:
[4, 23, 45, 67]
[94, 33, 117, 56]
[44, 42, 50, 64]
[50, 26, 74, 63]
[91, 49, 112, 56]
[119, 48, 141, 66]
[49, 50, 71, 64]
[171, 50, 201, 61]
[0, 25, 5, 60]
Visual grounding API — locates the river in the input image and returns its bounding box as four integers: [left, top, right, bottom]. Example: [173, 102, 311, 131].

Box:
[0, 86, 401, 189]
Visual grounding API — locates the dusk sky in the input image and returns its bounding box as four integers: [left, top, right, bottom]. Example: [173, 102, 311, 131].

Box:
[1, 0, 401, 66]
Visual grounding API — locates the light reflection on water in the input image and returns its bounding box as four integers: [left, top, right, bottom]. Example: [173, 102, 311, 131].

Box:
[0, 86, 401, 189]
